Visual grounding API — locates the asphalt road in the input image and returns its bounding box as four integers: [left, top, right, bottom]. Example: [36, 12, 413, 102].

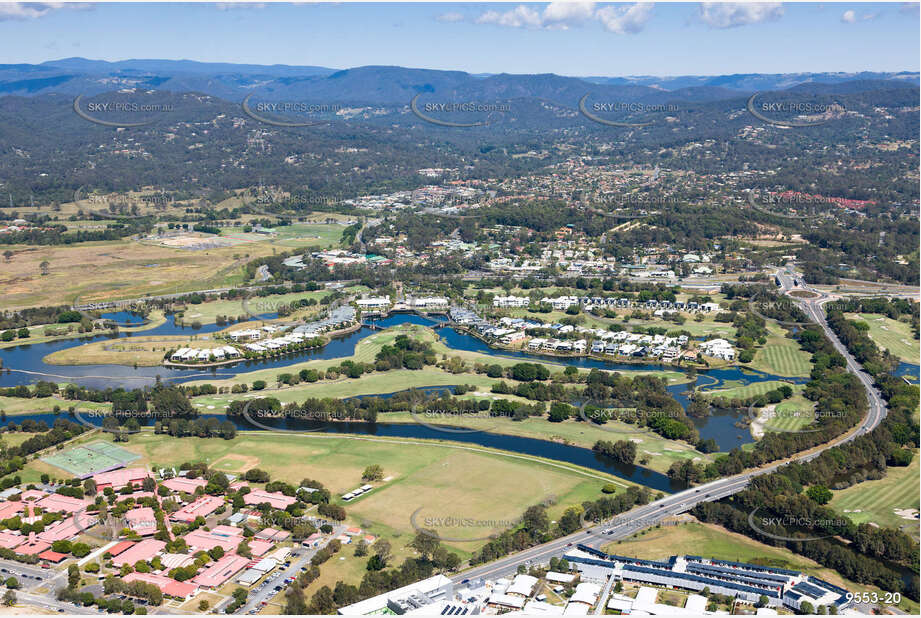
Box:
[453, 265, 891, 584]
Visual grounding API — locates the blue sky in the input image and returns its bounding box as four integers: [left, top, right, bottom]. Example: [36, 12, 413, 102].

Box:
[2, 2, 918, 75]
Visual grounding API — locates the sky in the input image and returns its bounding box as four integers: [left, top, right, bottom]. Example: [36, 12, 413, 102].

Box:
[1, 2, 918, 76]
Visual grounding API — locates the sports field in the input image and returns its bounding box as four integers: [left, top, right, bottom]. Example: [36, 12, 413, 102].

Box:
[42, 441, 141, 477]
[846, 313, 919, 363]
[35, 431, 626, 555]
[830, 451, 920, 538]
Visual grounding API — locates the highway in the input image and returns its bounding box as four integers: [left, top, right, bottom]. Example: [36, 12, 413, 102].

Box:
[452, 264, 892, 584]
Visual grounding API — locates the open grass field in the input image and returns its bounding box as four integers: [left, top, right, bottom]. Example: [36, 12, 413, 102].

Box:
[830, 451, 920, 539]
[602, 521, 919, 614]
[701, 379, 799, 400]
[193, 368, 500, 408]
[761, 393, 816, 434]
[42, 332, 229, 366]
[272, 223, 347, 248]
[27, 431, 626, 556]
[1, 216, 353, 311]
[846, 313, 919, 363]
[1, 237, 266, 311]
[180, 289, 334, 325]
[750, 324, 813, 377]
[0, 395, 110, 416]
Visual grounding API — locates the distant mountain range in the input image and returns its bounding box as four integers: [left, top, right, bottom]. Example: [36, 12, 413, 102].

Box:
[0, 58, 916, 107]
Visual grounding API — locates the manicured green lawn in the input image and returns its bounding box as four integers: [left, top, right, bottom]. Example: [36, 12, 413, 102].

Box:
[26, 431, 627, 556]
[763, 393, 815, 433]
[830, 451, 920, 539]
[750, 324, 813, 377]
[702, 379, 798, 400]
[847, 313, 920, 363]
[0, 395, 110, 416]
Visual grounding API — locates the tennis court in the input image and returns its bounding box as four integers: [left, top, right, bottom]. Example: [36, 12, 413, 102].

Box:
[41, 441, 141, 478]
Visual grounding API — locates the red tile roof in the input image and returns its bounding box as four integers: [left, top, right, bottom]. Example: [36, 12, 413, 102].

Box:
[38, 550, 67, 563]
[106, 540, 135, 557]
[192, 553, 250, 588]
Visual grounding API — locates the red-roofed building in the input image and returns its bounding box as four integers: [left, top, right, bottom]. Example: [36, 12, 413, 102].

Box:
[243, 489, 296, 510]
[0, 501, 24, 520]
[37, 517, 83, 543]
[209, 525, 243, 538]
[159, 553, 196, 570]
[183, 529, 242, 553]
[37, 550, 67, 563]
[106, 540, 135, 557]
[93, 467, 151, 491]
[161, 477, 208, 494]
[19, 489, 47, 502]
[247, 539, 274, 557]
[171, 495, 224, 523]
[255, 528, 291, 542]
[123, 572, 199, 600]
[15, 535, 50, 556]
[0, 531, 24, 550]
[126, 507, 157, 536]
[35, 494, 90, 514]
[111, 538, 165, 567]
[192, 553, 250, 588]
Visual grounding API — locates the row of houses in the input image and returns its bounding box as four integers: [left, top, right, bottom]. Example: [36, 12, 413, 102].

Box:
[169, 346, 241, 363]
[494, 294, 721, 313]
[292, 305, 356, 337]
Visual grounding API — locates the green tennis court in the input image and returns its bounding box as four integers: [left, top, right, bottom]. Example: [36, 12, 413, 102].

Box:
[41, 441, 141, 477]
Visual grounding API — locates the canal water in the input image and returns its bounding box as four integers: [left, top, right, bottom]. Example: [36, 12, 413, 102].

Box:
[3, 311, 909, 490]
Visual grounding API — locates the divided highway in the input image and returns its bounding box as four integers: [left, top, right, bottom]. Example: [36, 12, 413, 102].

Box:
[453, 267, 891, 583]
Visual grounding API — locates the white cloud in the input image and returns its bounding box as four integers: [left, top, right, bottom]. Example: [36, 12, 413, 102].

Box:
[0, 2, 85, 21]
[542, 2, 597, 30]
[215, 3, 265, 10]
[596, 3, 654, 34]
[698, 2, 784, 29]
[476, 5, 544, 29]
[841, 9, 880, 23]
[472, 2, 652, 34]
[436, 12, 464, 23]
